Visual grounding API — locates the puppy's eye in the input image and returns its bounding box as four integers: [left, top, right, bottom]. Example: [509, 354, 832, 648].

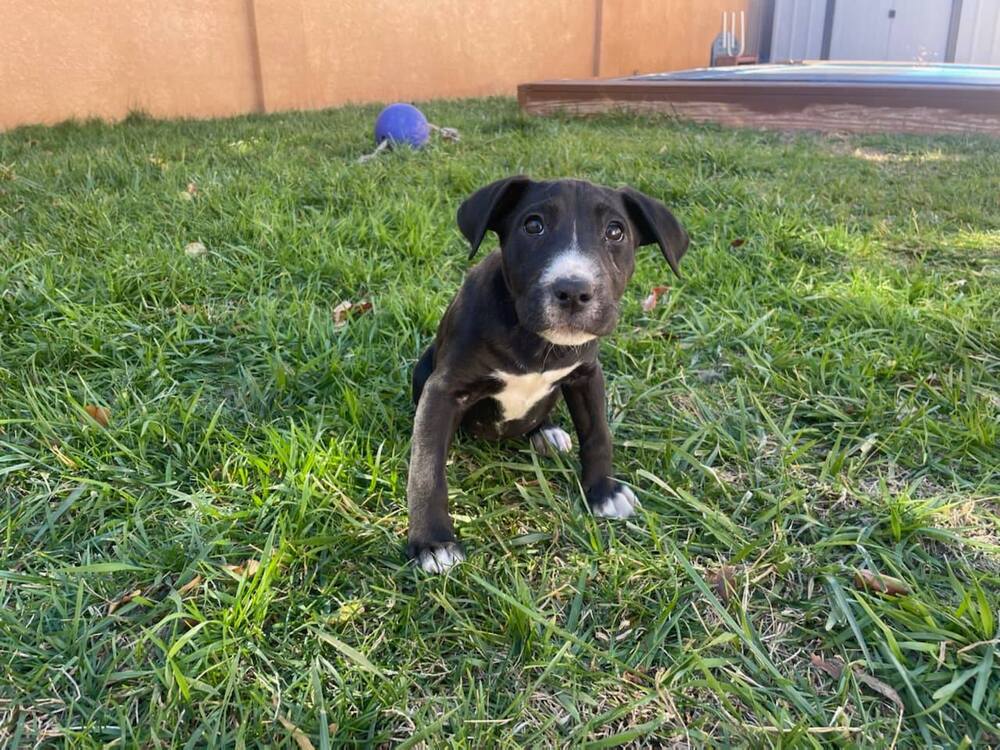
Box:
[605, 221, 625, 242]
[523, 215, 544, 235]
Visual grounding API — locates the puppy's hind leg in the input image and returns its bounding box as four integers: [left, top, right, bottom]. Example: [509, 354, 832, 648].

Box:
[412, 344, 436, 406]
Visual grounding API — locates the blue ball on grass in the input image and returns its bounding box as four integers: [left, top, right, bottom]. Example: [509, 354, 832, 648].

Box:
[374, 103, 430, 149]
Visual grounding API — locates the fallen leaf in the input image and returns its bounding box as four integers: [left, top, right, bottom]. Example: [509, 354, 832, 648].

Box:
[276, 712, 315, 750]
[855, 670, 905, 712]
[225, 559, 261, 578]
[186, 181, 198, 196]
[811, 653, 845, 679]
[184, 241, 207, 258]
[709, 565, 738, 604]
[177, 575, 203, 596]
[270, 697, 316, 750]
[811, 654, 904, 712]
[84, 404, 110, 428]
[854, 569, 911, 596]
[333, 300, 373, 327]
[332, 301, 352, 325]
[108, 588, 142, 614]
[622, 670, 644, 685]
[641, 286, 670, 312]
[730, 238, 746, 248]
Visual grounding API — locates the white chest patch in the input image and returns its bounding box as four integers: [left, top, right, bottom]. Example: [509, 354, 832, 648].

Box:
[492, 364, 579, 421]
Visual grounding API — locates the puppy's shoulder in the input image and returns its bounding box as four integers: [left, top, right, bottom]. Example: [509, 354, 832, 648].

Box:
[448, 251, 512, 326]
[461, 249, 504, 293]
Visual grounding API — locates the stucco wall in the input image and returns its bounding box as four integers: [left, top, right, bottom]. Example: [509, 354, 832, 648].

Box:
[0, 1, 262, 129]
[598, 0, 746, 76]
[253, 0, 598, 112]
[0, 0, 748, 130]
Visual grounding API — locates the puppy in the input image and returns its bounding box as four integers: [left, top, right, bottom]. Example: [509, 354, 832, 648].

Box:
[408, 177, 688, 572]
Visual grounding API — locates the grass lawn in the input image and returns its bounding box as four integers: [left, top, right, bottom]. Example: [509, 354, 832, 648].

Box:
[1, 98, 998, 748]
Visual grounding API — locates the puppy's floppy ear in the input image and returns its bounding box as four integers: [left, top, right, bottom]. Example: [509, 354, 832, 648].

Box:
[620, 187, 689, 278]
[457, 175, 531, 259]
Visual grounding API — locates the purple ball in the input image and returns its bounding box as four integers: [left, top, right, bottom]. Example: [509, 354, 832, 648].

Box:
[374, 103, 430, 149]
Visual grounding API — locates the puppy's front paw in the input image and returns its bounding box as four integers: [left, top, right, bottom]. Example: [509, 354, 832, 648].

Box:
[408, 541, 465, 574]
[530, 425, 573, 455]
[587, 480, 640, 519]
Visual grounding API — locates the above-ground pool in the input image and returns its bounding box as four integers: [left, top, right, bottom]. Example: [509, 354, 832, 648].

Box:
[519, 61, 1000, 136]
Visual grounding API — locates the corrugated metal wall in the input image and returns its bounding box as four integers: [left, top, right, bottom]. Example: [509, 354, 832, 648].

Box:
[830, 0, 952, 61]
[767, 0, 1000, 65]
[769, 0, 827, 61]
[954, 0, 1000, 63]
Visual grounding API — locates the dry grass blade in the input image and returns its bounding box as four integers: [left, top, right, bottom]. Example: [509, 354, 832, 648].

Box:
[224, 559, 261, 578]
[49, 442, 77, 468]
[854, 569, 911, 596]
[276, 711, 315, 750]
[177, 575, 203, 596]
[107, 588, 142, 614]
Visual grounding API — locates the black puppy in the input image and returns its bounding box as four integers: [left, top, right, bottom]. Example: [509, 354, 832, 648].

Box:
[408, 176, 688, 573]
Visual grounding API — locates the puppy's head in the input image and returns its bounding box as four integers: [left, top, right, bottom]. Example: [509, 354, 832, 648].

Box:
[458, 177, 688, 346]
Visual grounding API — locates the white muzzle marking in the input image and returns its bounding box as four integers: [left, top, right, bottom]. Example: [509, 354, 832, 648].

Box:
[539, 223, 598, 287]
[539, 249, 598, 288]
[539, 329, 597, 346]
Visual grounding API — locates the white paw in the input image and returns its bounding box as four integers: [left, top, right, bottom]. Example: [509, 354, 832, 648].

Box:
[418, 543, 465, 574]
[531, 426, 573, 454]
[541, 426, 573, 453]
[591, 485, 640, 519]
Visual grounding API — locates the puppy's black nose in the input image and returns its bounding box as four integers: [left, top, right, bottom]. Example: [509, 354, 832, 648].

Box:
[551, 277, 595, 310]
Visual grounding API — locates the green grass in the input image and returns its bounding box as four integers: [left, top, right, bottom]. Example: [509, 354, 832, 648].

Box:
[1, 98, 998, 748]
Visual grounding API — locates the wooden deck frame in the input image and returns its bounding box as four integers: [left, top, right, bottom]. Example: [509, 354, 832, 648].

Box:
[518, 77, 1000, 136]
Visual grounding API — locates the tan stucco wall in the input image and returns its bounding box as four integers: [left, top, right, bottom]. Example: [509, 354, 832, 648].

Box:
[252, 0, 597, 112]
[0, 0, 747, 130]
[599, 0, 747, 77]
[0, 1, 262, 129]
